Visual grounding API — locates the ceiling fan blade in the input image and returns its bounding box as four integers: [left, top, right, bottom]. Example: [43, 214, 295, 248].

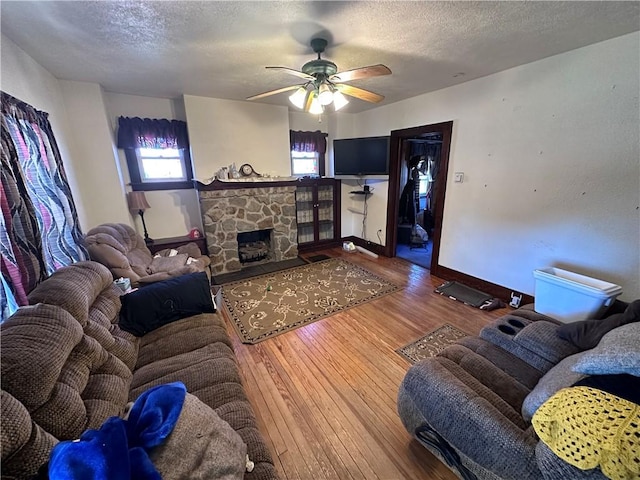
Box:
[304, 92, 314, 112]
[329, 64, 391, 83]
[335, 84, 385, 103]
[266, 66, 315, 80]
[246, 84, 303, 101]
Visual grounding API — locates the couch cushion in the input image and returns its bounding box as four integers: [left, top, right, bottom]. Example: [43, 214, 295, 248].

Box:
[2, 304, 83, 410]
[119, 272, 215, 337]
[399, 355, 540, 479]
[572, 322, 640, 376]
[457, 336, 543, 390]
[26, 260, 140, 372]
[135, 313, 232, 368]
[2, 303, 132, 440]
[438, 344, 531, 412]
[129, 313, 278, 480]
[521, 352, 587, 422]
[27, 261, 114, 327]
[129, 344, 241, 400]
[1, 390, 58, 479]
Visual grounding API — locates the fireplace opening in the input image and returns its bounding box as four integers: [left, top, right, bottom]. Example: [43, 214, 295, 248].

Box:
[237, 229, 273, 265]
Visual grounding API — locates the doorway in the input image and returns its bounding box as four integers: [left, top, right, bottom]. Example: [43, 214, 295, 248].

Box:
[384, 121, 453, 272]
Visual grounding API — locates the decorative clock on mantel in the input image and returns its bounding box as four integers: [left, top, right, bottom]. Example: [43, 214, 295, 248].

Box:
[240, 163, 259, 177]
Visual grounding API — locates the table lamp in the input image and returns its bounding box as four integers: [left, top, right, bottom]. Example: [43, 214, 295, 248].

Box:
[126, 191, 153, 245]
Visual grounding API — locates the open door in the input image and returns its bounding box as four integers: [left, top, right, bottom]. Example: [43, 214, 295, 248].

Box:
[384, 121, 453, 272]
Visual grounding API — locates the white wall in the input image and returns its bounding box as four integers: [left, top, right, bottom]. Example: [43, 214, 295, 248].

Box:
[0, 36, 90, 227]
[344, 32, 640, 300]
[102, 92, 202, 238]
[288, 111, 327, 133]
[59, 81, 130, 229]
[184, 95, 291, 180]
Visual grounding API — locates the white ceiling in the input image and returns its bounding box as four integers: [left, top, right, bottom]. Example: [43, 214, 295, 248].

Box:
[2, 1, 638, 113]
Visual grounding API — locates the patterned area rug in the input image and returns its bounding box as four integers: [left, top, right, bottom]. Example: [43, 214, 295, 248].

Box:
[222, 258, 400, 344]
[396, 324, 469, 363]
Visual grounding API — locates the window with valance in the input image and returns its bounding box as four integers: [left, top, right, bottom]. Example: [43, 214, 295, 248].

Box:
[116, 116, 194, 191]
[290, 130, 327, 177]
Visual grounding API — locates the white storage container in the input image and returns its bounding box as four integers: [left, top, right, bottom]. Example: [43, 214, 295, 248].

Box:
[533, 267, 622, 323]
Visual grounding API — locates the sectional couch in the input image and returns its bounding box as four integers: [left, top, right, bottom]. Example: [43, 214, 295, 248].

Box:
[1, 261, 279, 479]
[398, 303, 639, 480]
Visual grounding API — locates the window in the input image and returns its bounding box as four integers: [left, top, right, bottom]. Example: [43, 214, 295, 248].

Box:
[289, 130, 326, 177]
[138, 148, 187, 182]
[125, 148, 193, 190]
[117, 117, 193, 191]
[291, 151, 319, 176]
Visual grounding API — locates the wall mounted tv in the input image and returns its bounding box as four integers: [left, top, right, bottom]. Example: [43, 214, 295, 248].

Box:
[333, 136, 390, 178]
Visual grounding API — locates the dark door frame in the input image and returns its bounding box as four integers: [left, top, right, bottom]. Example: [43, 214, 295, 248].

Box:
[384, 121, 453, 274]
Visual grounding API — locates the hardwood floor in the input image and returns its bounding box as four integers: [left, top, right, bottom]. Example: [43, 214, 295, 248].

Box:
[222, 247, 508, 480]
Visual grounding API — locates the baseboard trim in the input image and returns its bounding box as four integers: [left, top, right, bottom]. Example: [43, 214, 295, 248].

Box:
[297, 240, 342, 253]
[342, 236, 387, 257]
[431, 264, 535, 305]
[340, 238, 533, 305]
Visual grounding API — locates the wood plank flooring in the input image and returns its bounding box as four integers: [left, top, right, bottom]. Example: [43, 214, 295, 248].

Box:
[222, 247, 508, 480]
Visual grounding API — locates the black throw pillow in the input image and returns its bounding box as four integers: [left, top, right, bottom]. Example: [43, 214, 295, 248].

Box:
[119, 272, 215, 336]
[557, 299, 640, 350]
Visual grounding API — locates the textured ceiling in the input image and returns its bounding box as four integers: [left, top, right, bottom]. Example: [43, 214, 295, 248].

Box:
[2, 1, 638, 113]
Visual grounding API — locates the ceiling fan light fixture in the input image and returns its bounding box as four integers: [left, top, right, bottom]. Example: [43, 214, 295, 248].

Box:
[332, 91, 349, 111]
[289, 86, 308, 109]
[308, 93, 324, 115]
[318, 82, 333, 106]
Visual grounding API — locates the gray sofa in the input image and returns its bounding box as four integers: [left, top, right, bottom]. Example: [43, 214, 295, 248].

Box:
[397, 304, 640, 480]
[1, 261, 279, 480]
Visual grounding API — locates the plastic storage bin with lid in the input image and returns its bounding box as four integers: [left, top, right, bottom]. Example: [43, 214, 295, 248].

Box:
[533, 267, 622, 323]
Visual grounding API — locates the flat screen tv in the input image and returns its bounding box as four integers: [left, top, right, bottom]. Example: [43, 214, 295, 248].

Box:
[333, 136, 390, 177]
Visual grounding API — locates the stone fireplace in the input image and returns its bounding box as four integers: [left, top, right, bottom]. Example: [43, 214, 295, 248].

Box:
[198, 181, 298, 274]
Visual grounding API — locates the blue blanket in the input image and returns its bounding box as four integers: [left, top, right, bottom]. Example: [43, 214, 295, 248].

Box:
[48, 382, 187, 480]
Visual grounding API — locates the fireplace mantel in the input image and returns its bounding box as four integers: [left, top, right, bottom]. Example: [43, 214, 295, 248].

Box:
[196, 178, 299, 191]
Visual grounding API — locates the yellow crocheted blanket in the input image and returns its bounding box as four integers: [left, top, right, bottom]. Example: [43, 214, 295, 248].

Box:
[532, 386, 640, 480]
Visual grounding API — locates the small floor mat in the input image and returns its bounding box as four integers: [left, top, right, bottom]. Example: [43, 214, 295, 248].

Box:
[434, 281, 493, 308]
[396, 324, 469, 363]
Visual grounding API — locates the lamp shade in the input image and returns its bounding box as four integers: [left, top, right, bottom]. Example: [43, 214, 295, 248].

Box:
[308, 94, 324, 115]
[127, 191, 150, 212]
[318, 83, 333, 105]
[289, 86, 308, 109]
[332, 91, 349, 111]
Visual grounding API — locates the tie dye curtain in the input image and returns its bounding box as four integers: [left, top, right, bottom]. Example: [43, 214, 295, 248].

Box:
[1, 92, 87, 314]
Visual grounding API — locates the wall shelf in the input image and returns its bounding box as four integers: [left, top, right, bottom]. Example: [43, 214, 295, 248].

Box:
[347, 207, 366, 215]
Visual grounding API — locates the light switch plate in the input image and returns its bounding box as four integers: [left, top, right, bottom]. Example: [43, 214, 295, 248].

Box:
[454, 172, 464, 183]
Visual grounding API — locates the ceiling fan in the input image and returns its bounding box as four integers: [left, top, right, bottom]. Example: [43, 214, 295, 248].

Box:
[246, 38, 391, 113]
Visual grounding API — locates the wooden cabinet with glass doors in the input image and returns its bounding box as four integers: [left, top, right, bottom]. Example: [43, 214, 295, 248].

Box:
[295, 178, 341, 252]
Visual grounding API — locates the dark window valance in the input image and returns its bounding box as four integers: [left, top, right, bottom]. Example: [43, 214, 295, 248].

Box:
[290, 130, 327, 154]
[116, 116, 189, 149]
